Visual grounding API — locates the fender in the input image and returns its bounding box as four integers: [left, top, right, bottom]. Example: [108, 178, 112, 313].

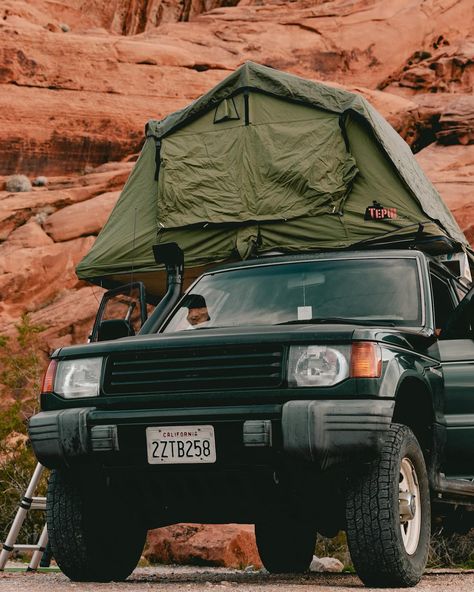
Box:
[378, 344, 442, 420]
[381, 346, 445, 490]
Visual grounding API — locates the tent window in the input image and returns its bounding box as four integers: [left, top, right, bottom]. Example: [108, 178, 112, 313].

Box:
[214, 98, 240, 124]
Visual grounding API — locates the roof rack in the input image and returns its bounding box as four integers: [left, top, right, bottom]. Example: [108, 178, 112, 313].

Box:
[353, 224, 462, 256]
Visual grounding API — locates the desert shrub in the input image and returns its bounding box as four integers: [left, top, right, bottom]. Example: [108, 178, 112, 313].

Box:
[316, 527, 474, 571]
[34, 206, 55, 226]
[0, 316, 49, 546]
[5, 175, 32, 193]
[429, 529, 474, 568]
[0, 409, 49, 548]
[315, 531, 351, 568]
[32, 176, 48, 187]
[0, 315, 46, 400]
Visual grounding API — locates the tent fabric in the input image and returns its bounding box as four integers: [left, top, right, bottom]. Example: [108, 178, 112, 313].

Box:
[76, 62, 468, 297]
[145, 62, 463, 242]
[156, 93, 358, 227]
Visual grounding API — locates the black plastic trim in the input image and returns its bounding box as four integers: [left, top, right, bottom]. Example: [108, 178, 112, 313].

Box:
[282, 399, 394, 470]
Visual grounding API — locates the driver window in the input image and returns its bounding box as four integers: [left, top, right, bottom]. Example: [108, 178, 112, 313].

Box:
[431, 274, 456, 334]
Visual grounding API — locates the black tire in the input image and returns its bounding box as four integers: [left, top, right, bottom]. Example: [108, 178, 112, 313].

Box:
[255, 519, 316, 573]
[47, 469, 147, 582]
[346, 423, 431, 588]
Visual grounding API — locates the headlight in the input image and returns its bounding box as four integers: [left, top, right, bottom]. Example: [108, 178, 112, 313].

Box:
[54, 357, 103, 398]
[288, 345, 350, 387]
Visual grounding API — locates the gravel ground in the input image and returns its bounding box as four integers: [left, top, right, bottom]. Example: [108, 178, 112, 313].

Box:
[0, 565, 473, 592]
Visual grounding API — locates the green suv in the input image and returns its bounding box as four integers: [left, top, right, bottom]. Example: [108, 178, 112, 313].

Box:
[29, 248, 474, 586]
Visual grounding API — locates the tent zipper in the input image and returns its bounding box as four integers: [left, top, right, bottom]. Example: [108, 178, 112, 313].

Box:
[154, 137, 162, 181]
[244, 92, 250, 126]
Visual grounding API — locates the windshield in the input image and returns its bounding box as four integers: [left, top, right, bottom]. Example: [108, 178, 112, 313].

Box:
[161, 257, 422, 333]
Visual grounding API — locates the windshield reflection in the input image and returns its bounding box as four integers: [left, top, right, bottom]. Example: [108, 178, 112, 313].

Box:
[162, 258, 421, 333]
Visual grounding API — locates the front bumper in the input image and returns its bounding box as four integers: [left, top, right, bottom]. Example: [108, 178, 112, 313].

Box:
[282, 399, 394, 470]
[28, 399, 394, 471]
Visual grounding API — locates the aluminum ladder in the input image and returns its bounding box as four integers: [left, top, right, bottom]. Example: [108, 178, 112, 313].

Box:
[0, 463, 50, 571]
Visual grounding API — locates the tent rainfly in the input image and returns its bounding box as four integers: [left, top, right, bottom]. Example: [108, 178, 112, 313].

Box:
[76, 62, 469, 300]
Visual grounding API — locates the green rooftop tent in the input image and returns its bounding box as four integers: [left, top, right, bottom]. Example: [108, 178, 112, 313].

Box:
[76, 61, 469, 299]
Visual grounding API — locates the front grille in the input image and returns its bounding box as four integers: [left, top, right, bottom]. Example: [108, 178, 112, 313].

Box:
[102, 344, 283, 395]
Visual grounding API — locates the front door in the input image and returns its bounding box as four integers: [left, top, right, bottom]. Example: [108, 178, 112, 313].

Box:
[89, 281, 148, 342]
[438, 283, 474, 478]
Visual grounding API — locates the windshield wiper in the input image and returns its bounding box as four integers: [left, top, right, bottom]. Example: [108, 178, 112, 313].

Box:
[277, 317, 395, 327]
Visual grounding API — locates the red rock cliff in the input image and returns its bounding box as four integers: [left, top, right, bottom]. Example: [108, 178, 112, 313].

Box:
[0, 0, 473, 349]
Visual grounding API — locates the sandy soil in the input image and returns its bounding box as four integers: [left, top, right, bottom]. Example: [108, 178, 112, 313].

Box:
[0, 565, 473, 592]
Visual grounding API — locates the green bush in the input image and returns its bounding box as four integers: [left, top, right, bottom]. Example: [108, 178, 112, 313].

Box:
[0, 316, 48, 547]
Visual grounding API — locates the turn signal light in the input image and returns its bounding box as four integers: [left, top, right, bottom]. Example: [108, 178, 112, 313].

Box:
[350, 342, 382, 378]
[41, 360, 58, 393]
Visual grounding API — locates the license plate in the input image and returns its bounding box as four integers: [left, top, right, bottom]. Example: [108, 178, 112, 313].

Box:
[146, 425, 216, 464]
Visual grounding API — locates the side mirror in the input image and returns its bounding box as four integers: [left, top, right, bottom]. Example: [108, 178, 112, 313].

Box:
[97, 319, 134, 342]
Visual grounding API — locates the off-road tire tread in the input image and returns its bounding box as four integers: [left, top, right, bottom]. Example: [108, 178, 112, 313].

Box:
[346, 423, 430, 588]
[47, 470, 90, 580]
[47, 470, 145, 582]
